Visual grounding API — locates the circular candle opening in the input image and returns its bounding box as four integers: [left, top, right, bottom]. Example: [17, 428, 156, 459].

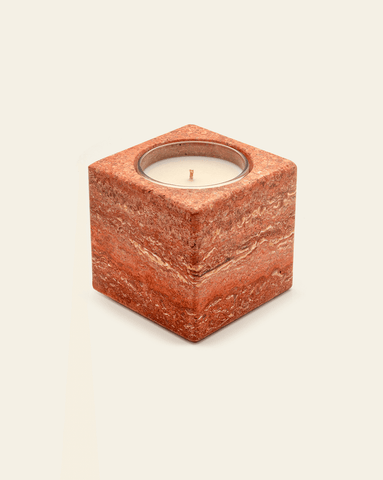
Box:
[137, 141, 249, 189]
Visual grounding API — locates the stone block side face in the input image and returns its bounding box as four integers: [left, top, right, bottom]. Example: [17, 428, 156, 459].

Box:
[192, 161, 297, 340]
[89, 167, 203, 341]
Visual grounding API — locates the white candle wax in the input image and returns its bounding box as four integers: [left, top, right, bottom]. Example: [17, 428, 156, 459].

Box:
[144, 156, 243, 188]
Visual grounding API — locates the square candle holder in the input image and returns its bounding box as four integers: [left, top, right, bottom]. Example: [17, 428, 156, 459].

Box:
[88, 125, 297, 342]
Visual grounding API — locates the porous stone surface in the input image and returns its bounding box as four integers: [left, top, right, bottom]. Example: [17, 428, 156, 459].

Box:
[89, 125, 297, 342]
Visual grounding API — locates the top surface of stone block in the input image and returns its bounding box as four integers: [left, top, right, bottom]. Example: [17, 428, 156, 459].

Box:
[89, 124, 296, 215]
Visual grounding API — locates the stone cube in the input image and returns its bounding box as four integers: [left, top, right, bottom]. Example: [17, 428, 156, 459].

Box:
[88, 125, 297, 342]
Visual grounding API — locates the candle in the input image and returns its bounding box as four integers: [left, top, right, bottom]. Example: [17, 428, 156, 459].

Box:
[138, 141, 249, 189]
[144, 155, 243, 187]
[89, 124, 297, 342]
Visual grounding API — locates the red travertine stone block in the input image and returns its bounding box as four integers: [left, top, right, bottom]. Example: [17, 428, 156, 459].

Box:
[89, 125, 297, 342]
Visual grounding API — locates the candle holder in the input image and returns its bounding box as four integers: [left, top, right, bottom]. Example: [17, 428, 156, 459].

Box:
[89, 124, 297, 342]
[137, 140, 249, 188]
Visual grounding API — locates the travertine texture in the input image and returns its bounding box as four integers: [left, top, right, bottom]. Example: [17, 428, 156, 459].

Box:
[89, 125, 297, 341]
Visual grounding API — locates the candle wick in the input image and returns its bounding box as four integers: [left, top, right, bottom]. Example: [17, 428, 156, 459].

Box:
[189, 169, 194, 180]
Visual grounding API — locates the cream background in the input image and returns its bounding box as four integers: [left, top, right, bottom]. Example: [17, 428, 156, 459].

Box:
[1, 1, 382, 479]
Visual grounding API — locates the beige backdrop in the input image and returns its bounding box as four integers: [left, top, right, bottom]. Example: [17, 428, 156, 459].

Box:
[1, 1, 382, 479]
